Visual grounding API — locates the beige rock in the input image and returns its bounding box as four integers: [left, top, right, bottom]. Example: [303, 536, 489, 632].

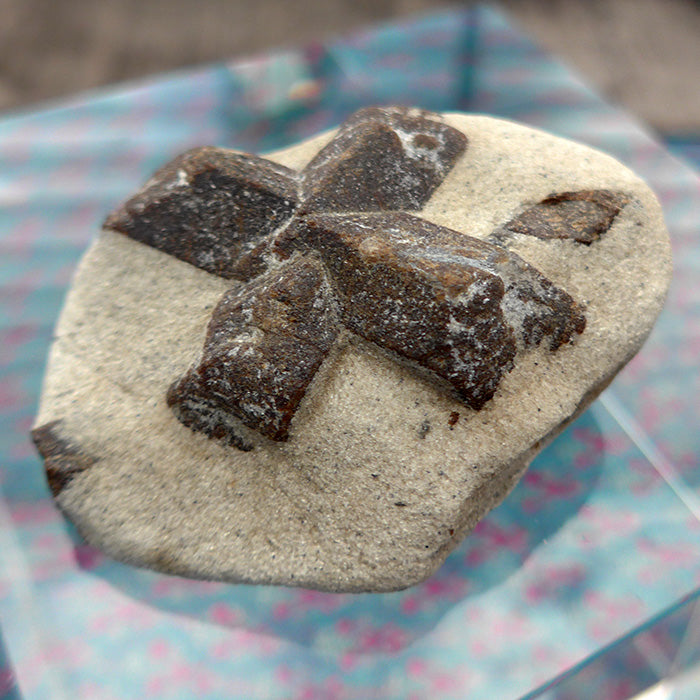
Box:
[32, 110, 671, 592]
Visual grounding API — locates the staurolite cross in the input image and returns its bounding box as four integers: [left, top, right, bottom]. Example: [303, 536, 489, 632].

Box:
[105, 106, 628, 448]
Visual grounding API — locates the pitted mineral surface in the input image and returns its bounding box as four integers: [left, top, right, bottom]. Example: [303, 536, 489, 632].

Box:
[105, 107, 585, 444]
[500, 190, 631, 245]
[167, 257, 339, 443]
[299, 212, 585, 409]
[300, 106, 468, 212]
[33, 108, 671, 592]
[32, 420, 98, 497]
[104, 147, 300, 280]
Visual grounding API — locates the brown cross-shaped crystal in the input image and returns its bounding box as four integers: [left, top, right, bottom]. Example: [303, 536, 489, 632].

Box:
[105, 107, 627, 448]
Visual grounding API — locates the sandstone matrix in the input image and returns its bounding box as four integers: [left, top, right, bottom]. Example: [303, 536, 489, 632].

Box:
[32, 107, 672, 592]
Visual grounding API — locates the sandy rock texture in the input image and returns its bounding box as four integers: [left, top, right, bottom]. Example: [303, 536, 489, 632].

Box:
[33, 108, 671, 592]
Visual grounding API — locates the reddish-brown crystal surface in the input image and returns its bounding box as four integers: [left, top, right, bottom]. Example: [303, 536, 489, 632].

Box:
[103, 107, 618, 446]
[167, 257, 338, 442]
[31, 420, 98, 496]
[503, 190, 630, 244]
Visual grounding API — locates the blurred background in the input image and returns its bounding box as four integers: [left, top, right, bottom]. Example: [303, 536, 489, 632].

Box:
[1, 0, 699, 135]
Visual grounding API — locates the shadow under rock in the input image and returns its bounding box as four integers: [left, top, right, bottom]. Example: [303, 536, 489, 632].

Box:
[70, 408, 604, 656]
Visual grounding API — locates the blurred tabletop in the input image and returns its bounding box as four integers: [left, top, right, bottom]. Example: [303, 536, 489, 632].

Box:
[2, 0, 700, 136]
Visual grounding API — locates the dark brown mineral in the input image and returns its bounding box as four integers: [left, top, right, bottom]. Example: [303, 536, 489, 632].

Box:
[301, 106, 468, 213]
[298, 212, 584, 408]
[31, 420, 97, 496]
[104, 147, 299, 281]
[167, 257, 339, 442]
[503, 190, 630, 244]
[105, 106, 597, 447]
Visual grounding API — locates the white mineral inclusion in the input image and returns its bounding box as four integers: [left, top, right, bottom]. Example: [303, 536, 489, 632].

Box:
[394, 126, 447, 171]
[33, 113, 671, 592]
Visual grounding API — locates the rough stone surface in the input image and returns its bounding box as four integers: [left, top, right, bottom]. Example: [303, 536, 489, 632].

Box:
[300, 212, 585, 409]
[167, 256, 339, 443]
[127, 108, 580, 443]
[500, 189, 630, 244]
[31, 420, 98, 497]
[33, 109, 671, 592]
[301, 106, 468, 212]
[104, 147, 299, 280]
